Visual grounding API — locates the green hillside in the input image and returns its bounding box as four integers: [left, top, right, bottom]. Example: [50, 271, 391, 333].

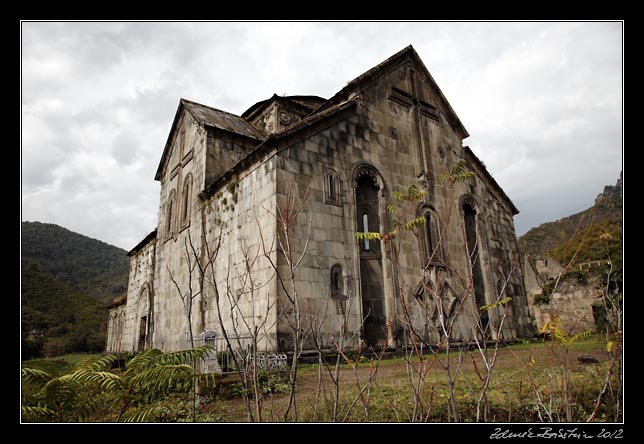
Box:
[21, 221, 130, 358]
[21, 221, 129, 305]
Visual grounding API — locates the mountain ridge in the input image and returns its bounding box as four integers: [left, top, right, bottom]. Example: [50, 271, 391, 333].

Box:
[517, 172, 622, 258]
[21, 221, 129, 305]
[21, 221, 130, 358]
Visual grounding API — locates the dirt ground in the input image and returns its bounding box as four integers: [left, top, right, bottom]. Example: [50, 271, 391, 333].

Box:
[198, 338, 613, 422]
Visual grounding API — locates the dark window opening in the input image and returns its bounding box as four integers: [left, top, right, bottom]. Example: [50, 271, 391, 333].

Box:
[325, 171, 341, 205]
[420, 208, 443, 265]
[330, 265, 343, 295]
[464, 202, 488, 331]
[181, 177, 192, 226]
[166, 199, 174, 237]
[138, 316, 147, 352]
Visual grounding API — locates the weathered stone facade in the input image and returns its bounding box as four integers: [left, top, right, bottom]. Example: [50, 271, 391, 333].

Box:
[524, 255, 603, 334]
[107, 46, 533, 354]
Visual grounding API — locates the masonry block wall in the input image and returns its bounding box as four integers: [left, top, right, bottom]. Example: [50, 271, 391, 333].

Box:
[107, 46, 534, 354]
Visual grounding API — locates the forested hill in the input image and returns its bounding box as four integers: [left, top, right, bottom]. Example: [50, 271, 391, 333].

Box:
[21, 221, 130, 358]
[21, 221, 129, 305]
[517, 172, 622, 260]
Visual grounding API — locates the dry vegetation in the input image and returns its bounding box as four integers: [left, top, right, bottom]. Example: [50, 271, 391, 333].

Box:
[187, 337, 616, 423]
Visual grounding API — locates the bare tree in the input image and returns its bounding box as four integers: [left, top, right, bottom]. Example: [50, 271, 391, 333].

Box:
[588, 232, 622, 422]
[470, 261, 517, 422]
[167, 231, 203, 348]
[258, 184, 312, 422]
[355, 160, 476, 422]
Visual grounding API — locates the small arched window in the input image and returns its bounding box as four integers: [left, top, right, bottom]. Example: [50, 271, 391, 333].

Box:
[181, 175, 192, 227]
[324, 169, 341, 205]
[330, 264, 344, 296]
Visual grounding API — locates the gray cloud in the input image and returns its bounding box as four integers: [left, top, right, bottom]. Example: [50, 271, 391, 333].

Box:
[21, 22, 622, 249]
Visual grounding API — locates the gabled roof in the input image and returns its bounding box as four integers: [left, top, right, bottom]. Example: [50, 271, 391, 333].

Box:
[154, 99, 264, 181]
[242, 94, 326, 120]
[315, 45, 469, 140]
[200, 98, 357, 200]
[183, 99, 263, 139]
[127, 229, 157, 256]
[108, 293, 127, 309]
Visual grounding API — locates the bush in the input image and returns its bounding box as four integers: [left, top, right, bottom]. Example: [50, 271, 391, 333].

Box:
[22, 337, 44, 360]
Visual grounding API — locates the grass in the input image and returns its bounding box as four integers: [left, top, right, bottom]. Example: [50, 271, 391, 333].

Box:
[22, 352, 103, 379]
[22, 336, 619, 423]
[182, 335, 616, 422]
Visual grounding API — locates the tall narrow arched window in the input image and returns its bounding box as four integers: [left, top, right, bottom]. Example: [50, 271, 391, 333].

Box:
[463, 197, 488, 330]
[324, 169, 341, 205]
[423, 212, 434, 259]
[330, 264, 344, 296]
[418, 206, 443, 265]
[181, 174, 192, 227]
[166, 190, 176, 239]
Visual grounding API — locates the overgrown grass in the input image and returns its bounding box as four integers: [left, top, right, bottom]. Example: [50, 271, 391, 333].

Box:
[22, 337, 619, 422]
[22, 353, 103, 377]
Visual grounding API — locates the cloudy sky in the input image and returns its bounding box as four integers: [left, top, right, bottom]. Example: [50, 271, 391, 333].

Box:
[21, 21, 623, 250]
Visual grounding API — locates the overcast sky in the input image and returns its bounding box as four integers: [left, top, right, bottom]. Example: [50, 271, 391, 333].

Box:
[21, 21, 623, 250]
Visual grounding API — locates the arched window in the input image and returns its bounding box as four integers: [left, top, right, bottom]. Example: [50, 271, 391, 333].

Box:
[418, 206, 443, 265]
[180, 175, 192, 227]
[324, 169, 341, 205]
[330, 264, 344, 296]
[166, 190, 176, 239]
[462, 197, 488, 330]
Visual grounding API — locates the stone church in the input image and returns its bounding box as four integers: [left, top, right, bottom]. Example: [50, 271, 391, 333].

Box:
[106, 45, 533, 355]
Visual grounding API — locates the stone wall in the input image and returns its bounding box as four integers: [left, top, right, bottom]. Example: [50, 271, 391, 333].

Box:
[529, 279, 602, 334]
[106, 304, 127, 353]
[270, 59, 533, 349]
[524, 255, 602, 334]
[107, 49, 534, 354]
[107, 236, 156, 353]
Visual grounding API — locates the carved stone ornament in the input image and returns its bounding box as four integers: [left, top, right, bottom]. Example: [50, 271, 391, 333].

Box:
[279, 111, 291, 124]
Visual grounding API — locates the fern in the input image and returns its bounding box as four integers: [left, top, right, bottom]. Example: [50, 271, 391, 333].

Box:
[22, 404, 58, 419]
[129, 364, 193, 396]
[74, 354, 116, 372]
[72, 369, 123, 391]
[22, 346, 214, 422]
[123, 407, 156, 423]
[22, 367, 53, 386]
